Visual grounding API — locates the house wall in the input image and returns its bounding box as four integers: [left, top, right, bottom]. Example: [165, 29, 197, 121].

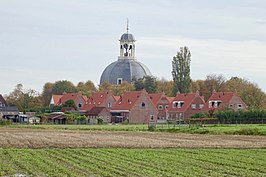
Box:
[101, 95, 116, 110]
[129, 93, 158, 124]
[75, 96, 86, 110]
[98, 109, 112, 123]
[168, 96, 205, 121]
[228, 95, 247, 111]
[157, 97, 170, 120]
[184, 97, 205, 118]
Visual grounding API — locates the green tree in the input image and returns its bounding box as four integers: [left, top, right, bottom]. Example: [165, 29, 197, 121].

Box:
[113, 81, 134, 96]
[204, 74, 227, 99]
[98, 81, 113, 92]
[143, 76, 157, 93]
[172, 46, 192, 94]
[62, 100, 77, 110]
[133, 79, 144, 91]
[52, 80, 78, 95]
[133, 76, 157, 93]
[76, 80, 96, 97]
[156, 78, 174, 97]
[42, 82, 54, 106]
[6, 84, 42, 113]
[226, 77, 266, 109]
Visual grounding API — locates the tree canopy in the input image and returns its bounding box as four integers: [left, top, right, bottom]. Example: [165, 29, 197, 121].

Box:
[172, 46, 192, 94]
[52, 80, 78, 95]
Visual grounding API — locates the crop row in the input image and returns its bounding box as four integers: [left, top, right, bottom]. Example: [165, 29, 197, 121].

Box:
[0, 148, 265, 176]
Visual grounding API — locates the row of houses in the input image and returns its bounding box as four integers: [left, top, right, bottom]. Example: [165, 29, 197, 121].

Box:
[50, 90, 247, 124]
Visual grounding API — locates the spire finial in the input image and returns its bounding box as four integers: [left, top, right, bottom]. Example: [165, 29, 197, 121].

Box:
[126, 18, 129, 33]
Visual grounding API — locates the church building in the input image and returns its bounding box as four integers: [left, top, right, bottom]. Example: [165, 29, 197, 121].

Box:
[100, 24, 152, 85]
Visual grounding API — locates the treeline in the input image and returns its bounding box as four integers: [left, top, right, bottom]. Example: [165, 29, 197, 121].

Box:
[4, 74, 266, 112]
[191, 109, 266, 124]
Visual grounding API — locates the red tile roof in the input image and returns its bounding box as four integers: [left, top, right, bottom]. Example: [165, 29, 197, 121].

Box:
[148, 93, 163, 106]
[61, 93, 79, 104]
[166, 97, 175, 103]
[51, 93, 87, 106]
[86, 107, 108, 116]
[114, 96, 120, 102]
[201, 92, 246, 112]
[80, 92, 113, 111]
[168, 93, 204, 112]
[51, 95, 63, 105]
[112, 91, 144, 111]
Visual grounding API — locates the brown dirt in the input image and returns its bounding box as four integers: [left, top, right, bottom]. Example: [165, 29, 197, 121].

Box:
[0, 127, 265, 148]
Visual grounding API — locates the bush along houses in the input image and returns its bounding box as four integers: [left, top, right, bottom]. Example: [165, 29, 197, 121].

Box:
[168, 91, 205, 122]
[201, 91, 247, 115]
[111, 90, 158, 123]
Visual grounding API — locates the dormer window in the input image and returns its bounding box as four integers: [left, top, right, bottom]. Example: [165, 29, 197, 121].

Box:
[173, 101, 184, 108]
[209, 100, 222, 108]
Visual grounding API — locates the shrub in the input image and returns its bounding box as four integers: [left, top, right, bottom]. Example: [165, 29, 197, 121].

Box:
[0, 119, 12, 125]
[235, 127, 260, 135]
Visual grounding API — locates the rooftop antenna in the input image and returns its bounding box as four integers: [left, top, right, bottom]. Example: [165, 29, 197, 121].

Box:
[126, 18, 129, 33]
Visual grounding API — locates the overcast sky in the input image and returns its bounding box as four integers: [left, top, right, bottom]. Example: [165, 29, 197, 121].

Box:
[1, 0, 266, 95]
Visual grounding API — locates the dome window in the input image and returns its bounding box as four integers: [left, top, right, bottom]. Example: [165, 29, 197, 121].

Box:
[117, 78, 123, 85]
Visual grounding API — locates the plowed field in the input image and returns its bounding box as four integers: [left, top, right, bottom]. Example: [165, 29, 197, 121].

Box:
[0, 128, 265, 148]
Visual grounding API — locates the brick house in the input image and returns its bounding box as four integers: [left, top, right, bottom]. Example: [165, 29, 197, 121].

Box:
[80, 91, 116, 112]
[168, 91, 205, 121]
[111, 90, 158, 124]
[201, 91, 247, 113]
[50, 92, 87, 111]
[148, 93, 171, 123]
[86, 107, 111, 124]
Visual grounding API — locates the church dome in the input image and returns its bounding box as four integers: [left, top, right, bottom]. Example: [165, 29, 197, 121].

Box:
[100, 59, 151, 85]
[120, 33, 135, 42]
[100, 24, 152, 85]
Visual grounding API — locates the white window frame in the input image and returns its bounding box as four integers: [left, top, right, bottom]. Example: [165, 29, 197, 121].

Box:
[150, 114, 155, 121]
[117, 78, 123, 85]
[158, 105, 163, 110]
[191, 104, 196, 109]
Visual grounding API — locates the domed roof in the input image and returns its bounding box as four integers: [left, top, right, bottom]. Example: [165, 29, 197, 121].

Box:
[100, 59, 151, 85]
[120, 33, 135, 42]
